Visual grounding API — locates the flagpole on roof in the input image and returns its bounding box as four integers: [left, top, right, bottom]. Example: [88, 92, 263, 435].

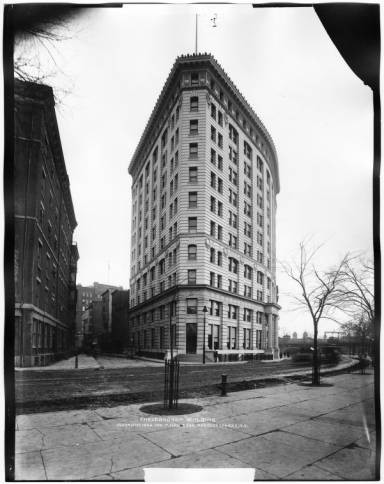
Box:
[195, 13, 198, 54]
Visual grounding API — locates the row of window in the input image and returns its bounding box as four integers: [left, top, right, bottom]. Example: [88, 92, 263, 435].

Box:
[188, 73, 272, 163]
[131, 324, 262, 351]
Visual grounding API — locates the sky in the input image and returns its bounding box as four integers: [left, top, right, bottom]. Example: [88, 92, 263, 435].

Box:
[15, 4, 374, 337]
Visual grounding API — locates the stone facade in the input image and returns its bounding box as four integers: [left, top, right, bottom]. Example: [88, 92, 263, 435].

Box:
[128, 54, 280, 360]
[14, 80, 78, 367]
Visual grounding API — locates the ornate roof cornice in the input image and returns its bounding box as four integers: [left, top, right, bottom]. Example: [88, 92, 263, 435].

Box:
[128, 53, 280, 193]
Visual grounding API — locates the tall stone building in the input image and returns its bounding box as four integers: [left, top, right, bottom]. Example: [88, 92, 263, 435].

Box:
[14, 80, 79, 367]
[128, 54, 280, 361]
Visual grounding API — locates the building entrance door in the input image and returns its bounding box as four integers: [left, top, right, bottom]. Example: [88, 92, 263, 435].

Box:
[186, 323, 197, 354]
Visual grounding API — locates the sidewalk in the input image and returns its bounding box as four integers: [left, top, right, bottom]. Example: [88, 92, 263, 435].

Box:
[15, 372, 376, 480]
[16, 354, 163, 370]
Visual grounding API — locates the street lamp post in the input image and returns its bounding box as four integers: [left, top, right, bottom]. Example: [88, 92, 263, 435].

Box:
[203, 305, 208, 364]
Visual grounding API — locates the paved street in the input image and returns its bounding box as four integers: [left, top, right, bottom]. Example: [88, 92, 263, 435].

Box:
[15, 372, 376, 480]
[15, 355, 342, 411]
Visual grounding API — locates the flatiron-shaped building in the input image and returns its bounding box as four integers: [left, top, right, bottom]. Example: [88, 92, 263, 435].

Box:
[128, 54, 280, 361]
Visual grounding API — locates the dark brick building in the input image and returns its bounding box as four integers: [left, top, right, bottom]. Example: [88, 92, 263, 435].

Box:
[111, 290, 130, 350]
[14, 80, 79, 367]
[75, 282, 123, 347]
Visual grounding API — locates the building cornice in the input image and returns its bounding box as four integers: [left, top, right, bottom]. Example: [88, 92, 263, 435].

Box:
[128, 53, 280, 193]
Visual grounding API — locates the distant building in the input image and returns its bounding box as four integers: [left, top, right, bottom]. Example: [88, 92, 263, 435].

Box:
[14, 80, 79, 367]
[111, 290, 130, 351]
[128, 54, 280, 361]
[81, 300, 103, 348]
[280, 334, 291, 345]
[292, 332, 298, 340]
[101, 289, 113, 334]
[75, 282, 123, 347]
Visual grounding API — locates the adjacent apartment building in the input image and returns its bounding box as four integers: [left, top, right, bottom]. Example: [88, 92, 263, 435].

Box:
[128, 54, 280, 361]
[14, 80, 79, 367]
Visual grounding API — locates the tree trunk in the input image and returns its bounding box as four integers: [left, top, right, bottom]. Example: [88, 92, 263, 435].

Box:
[312, 320, 320, 385]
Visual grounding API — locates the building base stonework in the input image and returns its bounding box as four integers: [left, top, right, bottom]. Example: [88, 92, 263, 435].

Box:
[15, 305, 71, 368]
[128, 286, 279, 360]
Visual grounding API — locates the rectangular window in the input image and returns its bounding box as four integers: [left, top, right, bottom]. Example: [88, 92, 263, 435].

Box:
[217, 201, 223, 217]
[161, 129, 168, 149]
[244, 243, 252, 257]
[190, 96, 199, 111]
[211, 104, 216, 120]
[189, 143, 198, 158]
[187, 298, 197, 314]
[209, 300, 221, 317]
[229, 124, 238, 144]
[210, 172, 216, 189]
[244, 163, 252, 179]
[190, 119, 198, 135]
[229, 146, 238, 165]
[188, 269, 197, 285]
[228, 280, 238, 294]
[191, 72, 199, 86]
[210, 272, 215, 287]
[244, 182, 252, 198]
[244, 265, 253, 279]
[210, 148, 216, 165]
[217, 225, 223, 241]
[211, 126, 216, 143]
[218, 178, 223, 194]
[244, 140, 252, 160]
[227, 326, 237, 350]
[188, 244, 197, 260]
[210, 196, 216, 213]
[188, 191, 198, 208]
[188, 217, 197, 233]
[189, 167, 198, 183]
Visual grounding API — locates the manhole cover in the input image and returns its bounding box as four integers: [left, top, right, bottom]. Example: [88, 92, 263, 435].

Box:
[139, 403, 203, 415]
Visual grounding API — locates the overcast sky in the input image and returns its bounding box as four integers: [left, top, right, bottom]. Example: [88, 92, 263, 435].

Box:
[16, 4, 373, 336]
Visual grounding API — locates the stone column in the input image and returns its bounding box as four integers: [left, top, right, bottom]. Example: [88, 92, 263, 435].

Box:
[267, 313, 273, 351]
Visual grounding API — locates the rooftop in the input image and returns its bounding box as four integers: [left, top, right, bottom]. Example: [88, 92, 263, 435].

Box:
[129, 53, 279, 192]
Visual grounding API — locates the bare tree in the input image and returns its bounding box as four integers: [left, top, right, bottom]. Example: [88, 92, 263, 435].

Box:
[281, 242, 348, 385]
[12, 5, 86, 102]
[334, 257, 375, 355]
[335, 258, 374, 323]
[340, 314, 373, 355]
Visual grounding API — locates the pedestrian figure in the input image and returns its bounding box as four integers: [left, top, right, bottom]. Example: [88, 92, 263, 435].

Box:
[359, 354, 369, 374]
